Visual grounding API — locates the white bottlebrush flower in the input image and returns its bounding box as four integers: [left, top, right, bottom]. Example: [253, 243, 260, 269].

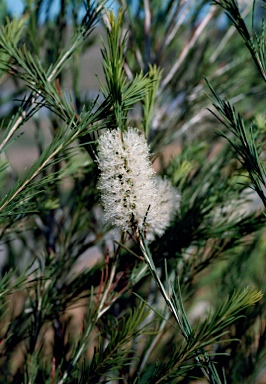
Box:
[97, 127, 158, 232]
[146, 176, 181, 241]
[97, 127, 181, 241]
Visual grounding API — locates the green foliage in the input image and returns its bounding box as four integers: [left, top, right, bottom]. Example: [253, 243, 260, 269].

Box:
[100, 9, 155, 131]
[212, 0, 266, 81]
[206, 78, 266, 207]
[0, 1, 265, 383]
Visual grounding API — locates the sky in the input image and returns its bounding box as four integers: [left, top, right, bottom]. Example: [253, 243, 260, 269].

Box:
[5, 0, 118, 21]
[6, 0, 25, 17]
[5, 1, 65, 24]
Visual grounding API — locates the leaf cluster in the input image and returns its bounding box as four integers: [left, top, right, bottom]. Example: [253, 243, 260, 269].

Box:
[0, 1, 265, 383]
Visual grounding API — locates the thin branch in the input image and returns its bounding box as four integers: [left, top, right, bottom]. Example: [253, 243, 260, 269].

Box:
[0, 127, 79, 214]
[158, 6, 217, 94]
[144, 0, 151, 72]
[210, 3, 252, 63]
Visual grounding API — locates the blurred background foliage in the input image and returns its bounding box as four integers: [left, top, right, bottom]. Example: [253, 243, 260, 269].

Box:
[0, 0, 265, 383]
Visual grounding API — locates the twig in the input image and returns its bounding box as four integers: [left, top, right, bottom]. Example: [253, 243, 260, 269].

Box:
[144, 0, 151, 72]
[210, 3, 252, 63]
[159, 6, 217, 94]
